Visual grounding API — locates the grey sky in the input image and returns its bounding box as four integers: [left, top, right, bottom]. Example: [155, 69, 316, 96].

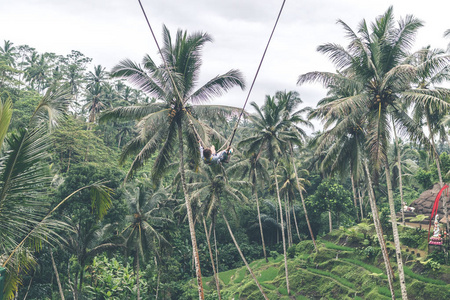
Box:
[1, 0, 450, 131]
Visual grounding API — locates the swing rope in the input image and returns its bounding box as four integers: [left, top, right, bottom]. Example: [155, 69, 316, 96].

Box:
[225, 0, 287, 150]
[138, 0, 207, 149]
[138, 0, 286, 152]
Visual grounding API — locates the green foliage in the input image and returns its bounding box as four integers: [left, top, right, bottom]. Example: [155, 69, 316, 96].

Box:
[323, 242, 354, 252]
[258, 266, 278, 282]
[415, 168, 433, 189]
[341, 258, 384, 276]
[426, 250, 448, 265]
[306, 179, 355, 233]
[306, 268, 356, 289]
[407, 280, 450, 299]
[295, 240, 316, 256]
[399, 228, 427, 249]
[84, 254, 147, 299]
[9, 90, 40, 132]
[404, 265, 447, 285]
[430, 152, 450, 182]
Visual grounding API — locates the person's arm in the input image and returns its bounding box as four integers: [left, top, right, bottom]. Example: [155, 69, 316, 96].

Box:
[200, 145, 204, 160]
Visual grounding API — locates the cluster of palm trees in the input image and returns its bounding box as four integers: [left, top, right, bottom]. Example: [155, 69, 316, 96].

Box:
[2, 6, 450, 300]
[99, 22, 320, 298]
[299, 7, 450, 299]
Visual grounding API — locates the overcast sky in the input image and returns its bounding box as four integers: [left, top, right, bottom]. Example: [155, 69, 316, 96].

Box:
[1, 0, 450, 131]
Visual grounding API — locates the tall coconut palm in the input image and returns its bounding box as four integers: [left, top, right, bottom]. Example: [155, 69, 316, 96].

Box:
[0, 40, 18, 68]
[297, 7, 448, 299]
[99, 25, 245, 300]
[407, 46, 450, 232]
[227, 151, 271, 262]
[122, 182, 172, 300]
[239, 96, 299, 295]
[274, 90, 318, 251]
[186, 163, 268, 300]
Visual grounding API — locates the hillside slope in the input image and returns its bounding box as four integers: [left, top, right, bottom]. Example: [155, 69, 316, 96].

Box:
[193, 226, 450, 299]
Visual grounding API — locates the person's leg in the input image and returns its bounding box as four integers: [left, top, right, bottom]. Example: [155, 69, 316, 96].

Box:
[217, 150, 228, 162]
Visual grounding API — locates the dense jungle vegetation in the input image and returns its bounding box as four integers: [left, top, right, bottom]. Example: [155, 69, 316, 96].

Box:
[0, 6, 449, 300]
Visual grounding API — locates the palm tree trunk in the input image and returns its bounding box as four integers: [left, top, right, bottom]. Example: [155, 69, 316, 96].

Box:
[155, 257, 160, 300]
[392, 120, 405, 225]
[253, 169, 268, 262]
[213, 221, 219, 275]
[272, 161, 290, 295]
[50, 249, 65, 300]
[358, 188, 364, 219]
[222, 214, 269, 300]
[364, 161, 395, 299]
[284, 194, 292, 247]
[429, 125, 449, 233]
[290, 146, 318, 251]
[177, 122, 204, 300]
[384, 161, 408, 300]
[203, 219, 221, 300]
[136, 249, 140, 300]
[350, 171, 360, 221]
[22, 271, 35, 300]
[328, 210, 333, 233]
[292, 205, 302, 242]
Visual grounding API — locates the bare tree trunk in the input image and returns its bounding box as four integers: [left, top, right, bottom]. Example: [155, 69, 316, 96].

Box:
[50, 249, 65, 300]
[66, 149, 72, 173]
[292, 205, 302, 242]
[222, 214, 269, 300]
[213, 222, 219, 275]
[22, 271, 34, 300]
[177, 122, 204, 300]
[385, 161, 408, 300]
[253, 169, 268, 262]
[284, 194, 292, 248]
[358, 188, 364, 219]
[273, 161, 290, 295]
[154, 257, 160, 300]
[290, 145, 318, 251]
[364, 161, 395, 300]
[392, 120, 405, 225]
[328, 210, 333, 233]
[203, 219, 221, 300]
[350, 171, 360, 221]
[136, 249, 140, 300]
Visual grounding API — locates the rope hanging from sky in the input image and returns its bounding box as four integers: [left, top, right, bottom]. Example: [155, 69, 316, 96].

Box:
[137, 0, 287, 150]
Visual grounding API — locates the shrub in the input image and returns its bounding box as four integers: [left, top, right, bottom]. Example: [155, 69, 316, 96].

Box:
[295, 240, 315, 257]
[363, 246, 379, 260]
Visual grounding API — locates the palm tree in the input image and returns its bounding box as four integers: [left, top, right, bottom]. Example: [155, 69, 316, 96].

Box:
[239, 96, 299, 295]
[274, 90, 318, 251]
[297, 7, 448, 299]
[121, 182, 172, 300]
[228, 151, 271, 262]
[100, 24, 245, 300]
[186, 165, 268, 300]
[0, 85, 71, 299]
[0, 40, 18, 67]
[65, 220, 124, 300]
[24, 52, 51, 93]
[407, 46, 450, 232]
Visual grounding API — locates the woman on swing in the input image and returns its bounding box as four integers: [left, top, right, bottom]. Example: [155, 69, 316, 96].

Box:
[200, 144, 233, 165]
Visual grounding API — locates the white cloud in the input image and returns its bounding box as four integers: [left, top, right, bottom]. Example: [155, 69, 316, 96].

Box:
[1, 0, 450, 134]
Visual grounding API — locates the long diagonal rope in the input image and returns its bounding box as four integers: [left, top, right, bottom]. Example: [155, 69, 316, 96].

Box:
[137, 0, 286, 151]
[138, 0, 208, 148]
[226, 0, 287, 149]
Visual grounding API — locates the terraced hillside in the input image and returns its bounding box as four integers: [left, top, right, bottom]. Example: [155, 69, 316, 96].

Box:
[190, 226, 449, 299]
